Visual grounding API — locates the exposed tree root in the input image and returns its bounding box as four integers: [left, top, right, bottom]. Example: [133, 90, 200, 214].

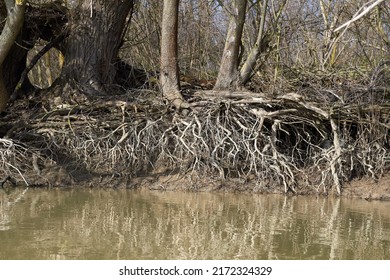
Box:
[0, 89, 389, 195]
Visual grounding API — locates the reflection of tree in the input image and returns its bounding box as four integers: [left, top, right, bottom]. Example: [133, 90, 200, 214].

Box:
[0, 188, 29, 231]
[327, 198, 341, 259]
[70, 192, 390, 260]
[0, 190, 390, 259]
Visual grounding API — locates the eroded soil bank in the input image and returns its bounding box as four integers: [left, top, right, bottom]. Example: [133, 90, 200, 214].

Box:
[1, 89, 389, 200]
[2, 168, 390, 201]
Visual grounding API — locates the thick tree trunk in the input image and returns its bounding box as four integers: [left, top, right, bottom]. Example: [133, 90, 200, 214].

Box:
[160, 0, 188, 109]
[214, 0, 247, 90]
[59, 0, 133, 95]
[0, 0, 26, 112]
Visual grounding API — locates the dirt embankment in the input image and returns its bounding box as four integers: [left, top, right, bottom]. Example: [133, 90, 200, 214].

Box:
[343, 175, 390, 201]
[3, 164, 390, 201]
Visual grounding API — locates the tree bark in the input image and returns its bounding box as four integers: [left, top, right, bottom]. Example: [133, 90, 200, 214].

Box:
[214, 0, 247, 90]
[0, 67, 6, 111]
[240, 0, 268, 85]
[59, 0, 133, 95]
[0, 0, 26, 112]
[160, 0, 188, 109]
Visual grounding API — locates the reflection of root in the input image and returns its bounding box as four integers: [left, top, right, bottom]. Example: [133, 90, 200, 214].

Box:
[0, 186, 29, 232]
[7, 187, 29, 206]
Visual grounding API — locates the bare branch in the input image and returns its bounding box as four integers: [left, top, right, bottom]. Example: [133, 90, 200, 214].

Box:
[334, 0, 385, 32]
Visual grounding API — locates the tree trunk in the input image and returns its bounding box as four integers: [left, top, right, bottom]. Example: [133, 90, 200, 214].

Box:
[214, 0, 247, 90]
[160, 0, 188, 109]
[59, 0, 133, 95]
[3, 31, 34, 102]
[240, 0, 268, 85]
[0, 67, 6, 111]
[0, 0, 26, 112]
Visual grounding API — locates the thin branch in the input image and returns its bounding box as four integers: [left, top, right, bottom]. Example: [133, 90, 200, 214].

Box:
[334, 0, 385, 32]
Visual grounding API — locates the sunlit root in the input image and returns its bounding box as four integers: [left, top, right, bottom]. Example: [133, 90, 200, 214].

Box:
[1, 90, 389, 194]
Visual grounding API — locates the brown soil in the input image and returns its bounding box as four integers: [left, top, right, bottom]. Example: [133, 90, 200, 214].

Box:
[2, 164, 389, 201]
[80, 170, 390, 201]
[144, 173, 390, 201]
[343, 175, 390, 201]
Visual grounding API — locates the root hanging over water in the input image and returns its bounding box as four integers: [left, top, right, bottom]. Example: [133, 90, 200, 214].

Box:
[1, 89, 389, 194]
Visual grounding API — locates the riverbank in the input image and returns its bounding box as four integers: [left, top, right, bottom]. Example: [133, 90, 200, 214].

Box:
[121, 171, 390, 201]
[1, 88, 389, 200]
[2, 163, 390, 201]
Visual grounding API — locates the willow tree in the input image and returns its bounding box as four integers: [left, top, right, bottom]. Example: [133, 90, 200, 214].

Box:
[0, 0, 26, 112]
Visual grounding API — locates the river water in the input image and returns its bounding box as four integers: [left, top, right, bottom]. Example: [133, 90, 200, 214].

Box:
[0, 188, 389, 259]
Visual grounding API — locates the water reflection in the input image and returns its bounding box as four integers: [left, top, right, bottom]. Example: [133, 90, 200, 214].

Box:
[0, 188, 389, 259]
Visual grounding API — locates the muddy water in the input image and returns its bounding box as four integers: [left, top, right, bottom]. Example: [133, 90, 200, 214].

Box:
[0, 188, 389, 260]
